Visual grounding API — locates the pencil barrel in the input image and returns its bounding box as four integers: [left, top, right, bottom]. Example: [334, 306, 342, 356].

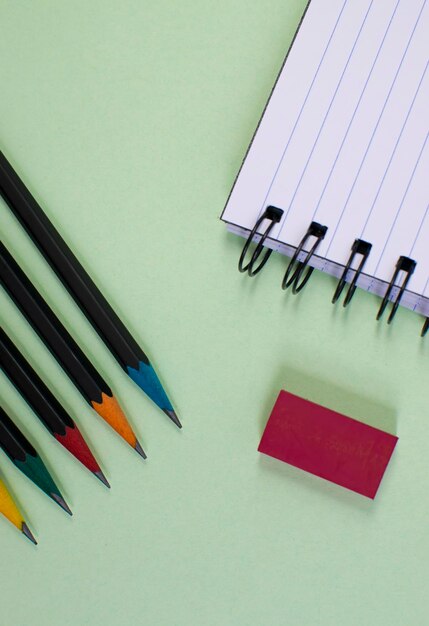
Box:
[0, 150, 147, 369]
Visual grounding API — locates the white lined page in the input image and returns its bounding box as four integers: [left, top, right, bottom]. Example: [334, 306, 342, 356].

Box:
[222, 0, 429, 314]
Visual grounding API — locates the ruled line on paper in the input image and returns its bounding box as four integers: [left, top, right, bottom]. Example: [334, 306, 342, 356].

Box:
[359, 61, 429, 241]
[311, 0, 401, 228]
[409, 202, 429, 257]
[255, 0, 350, 224]
[324, 2, 427, 257]
[371, 131, 429, 277]
[276, 0, 375, 241]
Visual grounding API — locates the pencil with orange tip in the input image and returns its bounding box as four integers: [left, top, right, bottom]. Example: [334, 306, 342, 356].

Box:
[0, 242, 145, 458]
[0, 473, 37, 544]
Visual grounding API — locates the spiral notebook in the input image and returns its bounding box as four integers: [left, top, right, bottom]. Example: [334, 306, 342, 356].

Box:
[221, 0, 429, 330]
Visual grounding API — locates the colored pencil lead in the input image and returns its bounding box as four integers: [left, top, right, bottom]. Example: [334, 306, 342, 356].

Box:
[94, 470, 110, 488]
[0, 405, 72, 513]
[134, 439, 147, 460]
[90, 392, 145, 457]
[0, 475, 36, 544]
[21, 522, 37, 545]
[53, 421, 109, 485]
[163, 409, 182, 429]
[0, 150, 180, 427]
[51, 493, 73, 516]
[16, 454, 71, 514]
[0, 328, 108, 485]
[0, 243, 146, 457]
[126, 362, 181, 427]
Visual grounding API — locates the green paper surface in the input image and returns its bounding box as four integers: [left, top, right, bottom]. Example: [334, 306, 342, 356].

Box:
[0, 1, 427, 624]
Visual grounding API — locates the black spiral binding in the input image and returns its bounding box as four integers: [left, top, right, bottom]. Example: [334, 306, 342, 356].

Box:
[238, 206, 284, 277]
[376, 256, 416, 324]
[281, 221, 327, 294]
[237, 215, 425, 336]
[332, 239, 372, 307]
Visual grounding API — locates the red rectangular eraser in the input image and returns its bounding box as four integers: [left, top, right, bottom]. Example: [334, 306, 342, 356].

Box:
[258, 390, 398, 498]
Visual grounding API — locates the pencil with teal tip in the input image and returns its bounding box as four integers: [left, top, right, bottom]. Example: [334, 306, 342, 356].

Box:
[0, 406, 72, 515]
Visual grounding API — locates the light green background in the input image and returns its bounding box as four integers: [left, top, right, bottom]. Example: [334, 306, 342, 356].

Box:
[0, 2, 428, 625]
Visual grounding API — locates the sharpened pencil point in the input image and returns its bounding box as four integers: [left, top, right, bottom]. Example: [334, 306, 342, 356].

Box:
[51, 493, 73, 516]
[126, 362, 178, 425]
[164, 409, 182, 429]
[134, 439, 147, 459]
[22, 522, 37, 545]
[91, 393, 139, 450]
[94, 470, 110, 488]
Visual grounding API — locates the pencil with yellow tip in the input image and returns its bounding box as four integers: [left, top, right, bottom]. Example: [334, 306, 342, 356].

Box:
[0, 474, 37, 544]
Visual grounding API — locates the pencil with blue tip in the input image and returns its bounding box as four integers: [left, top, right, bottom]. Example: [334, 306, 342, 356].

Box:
[0, 150, 180, 428]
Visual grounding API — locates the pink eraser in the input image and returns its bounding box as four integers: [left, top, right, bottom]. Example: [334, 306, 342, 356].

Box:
[258, 390, 398, 499]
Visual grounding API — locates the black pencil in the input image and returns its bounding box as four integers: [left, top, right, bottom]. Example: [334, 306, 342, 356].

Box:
[0, 405, 72, 514]
[0, 150, 180, 428]
[0, 243, 145, 458]
[0, 328, 109, 486]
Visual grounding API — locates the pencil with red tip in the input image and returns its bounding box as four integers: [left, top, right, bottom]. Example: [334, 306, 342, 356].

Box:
[0, 327, 110, 488]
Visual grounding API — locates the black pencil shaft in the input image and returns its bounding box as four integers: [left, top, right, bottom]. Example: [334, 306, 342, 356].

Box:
[0, 407, 25, 461]
[0, 150, 147, 370]
[0, 328, 70, 435]
[0, 405, 36, 460]
[0, 243, 111, 404]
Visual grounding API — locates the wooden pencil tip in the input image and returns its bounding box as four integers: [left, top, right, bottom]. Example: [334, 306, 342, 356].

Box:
[134, 439, 147, 460]
[52, 493, 73, 516]
[22, 522, 37, 545]
[164, 409, 182, 429]
[94, 470, 111, 488]
[91, 393, 138, 448]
